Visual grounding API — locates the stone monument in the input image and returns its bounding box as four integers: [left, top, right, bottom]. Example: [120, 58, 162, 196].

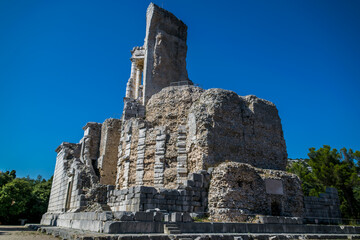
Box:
[41, 3, 341, 235]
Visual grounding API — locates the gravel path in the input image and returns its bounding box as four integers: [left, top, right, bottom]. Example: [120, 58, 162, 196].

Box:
[0, 226, 59, 240]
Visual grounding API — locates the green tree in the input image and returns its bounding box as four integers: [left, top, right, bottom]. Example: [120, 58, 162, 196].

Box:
[27, 176, 53, 223]
[288, 145, 360, 219]
[0, 170, 16, 187]
[0, 172, 53, 224]
[0, 178, 32, 224]
[287, 160, 321, 196]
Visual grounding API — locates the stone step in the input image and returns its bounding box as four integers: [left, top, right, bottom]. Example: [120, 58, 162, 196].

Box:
[164, 223, 181, 235]
[165, 224, 177, 227]
[166, 227, 179, 230]
[169, 230, 181, 234]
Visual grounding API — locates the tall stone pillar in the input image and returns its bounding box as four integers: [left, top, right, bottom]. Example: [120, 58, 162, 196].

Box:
[135, 67, 142, 99]
[130, 59, 136, 80]
[142, 3, 191, 104]
[125, 59, 137, 99]
[125, 79, 132, 98]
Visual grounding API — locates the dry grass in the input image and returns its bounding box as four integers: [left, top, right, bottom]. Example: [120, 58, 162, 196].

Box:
[0, 226, 59, 240]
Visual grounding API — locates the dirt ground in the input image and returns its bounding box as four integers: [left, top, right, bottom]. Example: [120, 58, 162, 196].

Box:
[0, 226, 59, 240]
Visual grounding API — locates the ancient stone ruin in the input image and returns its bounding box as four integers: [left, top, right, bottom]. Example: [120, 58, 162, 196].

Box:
[41, 3, 342, 235]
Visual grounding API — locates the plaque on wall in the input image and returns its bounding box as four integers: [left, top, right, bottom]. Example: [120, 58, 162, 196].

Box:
[265, 179, 284, 195]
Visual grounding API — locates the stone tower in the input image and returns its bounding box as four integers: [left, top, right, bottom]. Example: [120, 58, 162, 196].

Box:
[123, 3, 192, 121]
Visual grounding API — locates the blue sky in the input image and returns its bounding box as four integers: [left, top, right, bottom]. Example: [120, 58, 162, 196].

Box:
[0, 0, 359, 179]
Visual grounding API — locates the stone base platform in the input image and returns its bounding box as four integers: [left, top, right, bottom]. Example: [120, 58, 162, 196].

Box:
[105, 221, 360, 235]
[27, 224, 360, 240]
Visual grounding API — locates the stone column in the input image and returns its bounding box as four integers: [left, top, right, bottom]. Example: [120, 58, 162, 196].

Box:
[130, 59, 136, 80]
[125, 59, 137, 99]
[135, 67, 142, 99]
[125, 79, 132, 98]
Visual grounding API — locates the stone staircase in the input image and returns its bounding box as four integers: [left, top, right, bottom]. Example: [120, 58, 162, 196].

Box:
[164, 223, 181, 235]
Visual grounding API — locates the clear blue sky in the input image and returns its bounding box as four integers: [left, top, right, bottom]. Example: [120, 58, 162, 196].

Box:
[1, 0, 359, 179]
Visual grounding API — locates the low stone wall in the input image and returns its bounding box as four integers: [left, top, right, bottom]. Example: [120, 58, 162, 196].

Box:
[41, 212, 112, 232]
[41, 211, 360, 235]
[108, 172, 209, 213]
[41, 211, 193, 233]
[176, 222, 360, 235]
[304, 187, 341, 224]
[32, 224, 360, 240]
[104, 221, 360, 234]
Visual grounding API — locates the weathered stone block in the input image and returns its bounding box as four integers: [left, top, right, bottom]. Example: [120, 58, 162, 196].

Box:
[134, 212, 153, 221]
[171, 212, 182, 222]
[113, 212, 134, 221]
[153, 212, 163, 222]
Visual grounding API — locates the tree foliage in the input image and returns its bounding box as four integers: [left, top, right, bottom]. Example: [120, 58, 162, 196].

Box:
[288, 145, 360, 219]
[0, 170, 16, 187]
[0, 171, 52, 224]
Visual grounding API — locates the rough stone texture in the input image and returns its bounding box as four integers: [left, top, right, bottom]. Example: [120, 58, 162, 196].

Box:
[81, 122, 102, 169]
[188, 89, 287, 171]
[115, 86, 205, 189]
[117, 85, 286, 189]
[143, 127, 156, 186]
[98, 118, 121, 185]
[147, 86, 204, 189]
[122, 98, 145, 120]
[143, 3, 192, 104]
[208, 162, 304, 222]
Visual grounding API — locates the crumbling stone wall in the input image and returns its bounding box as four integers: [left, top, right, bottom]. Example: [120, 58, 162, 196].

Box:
[115, 85, 288, 189]
[122, 99, 145, 120]
[208, 162, 304, 222]
[188, 89, 287, 171]
[47, 120, 119, 213]
[80, 122, 102, 171]
[146, 86, 204, 188]
[98, 118, 121, 185]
